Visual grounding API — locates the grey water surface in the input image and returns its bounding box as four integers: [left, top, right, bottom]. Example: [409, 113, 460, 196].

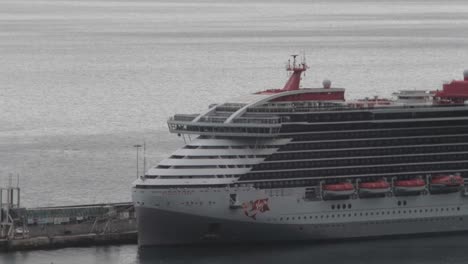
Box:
[1, 0, 468, 263]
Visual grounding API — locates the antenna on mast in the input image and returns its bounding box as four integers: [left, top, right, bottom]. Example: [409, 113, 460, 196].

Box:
[283, 54, 308, 91]
[143, 141, 146, 177]
[291, 54, 298, 68]
[302, 50, 307, 77]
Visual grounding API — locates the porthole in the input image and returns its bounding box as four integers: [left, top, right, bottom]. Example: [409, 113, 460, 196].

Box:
[337, 204, 341, 209]
[331, 205, 335, 210]
[457, 207, 460, 211]
[286, 217, 289, 220]
[280, 217, 283, 221]
[403, 201, 407, 206]
[348, 204, 352, 209]
[342, 204, 346, 209]
[398, 201, 401, 206]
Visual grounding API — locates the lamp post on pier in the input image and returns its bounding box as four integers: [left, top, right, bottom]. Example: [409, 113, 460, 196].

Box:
[134, 144, 142, 179]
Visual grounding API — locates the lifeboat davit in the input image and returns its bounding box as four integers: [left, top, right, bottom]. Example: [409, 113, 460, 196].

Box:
[394, 179, 426, 194]
[322, 182, 355, 199]
[359, 180, 391, 196]
[430, 175, 464, 193]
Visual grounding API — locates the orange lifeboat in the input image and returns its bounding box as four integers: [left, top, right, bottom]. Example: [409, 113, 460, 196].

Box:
[394, 179, 426, 194]
[322, 182, 355, 199]
[359, 180, 390, 196]
[430, 174, 464, 193]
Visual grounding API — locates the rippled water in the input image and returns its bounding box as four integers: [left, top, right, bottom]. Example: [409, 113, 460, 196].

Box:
[1, 0, 468, 262]
[3, 234, 468, 264]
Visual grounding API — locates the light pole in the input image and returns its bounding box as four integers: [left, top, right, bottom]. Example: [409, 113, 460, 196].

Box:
[134, 144, 142, 179]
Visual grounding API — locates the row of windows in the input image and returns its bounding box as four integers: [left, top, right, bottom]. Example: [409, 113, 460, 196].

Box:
[245, 174, 468, 189]
[376, 109, 468, 120]
[184, 145, 276, 150]
[269, 143, 468, 161]
[170, 155, 266, 159]
[158, 175, 237, 179]
[280, 135, 468, 151]
[284, 216, 464, 229]
[331, 201, 407, 208]
[254, 153, 468, 171]
[286, 125, 468, 142]
[171, 124, 278, 134]
[286, 109, 468, 123]
[331, 204, 352, 210]
[158, 165, 254, 170]
[280, 119, 468, 133]
[248, 101, 343, 112]
[243, 163, 468, 180]
[288, 112, 372, 122]
[179, 201, 217, 206]
[275, 207, 461, 222]
[160, 165, 253, 170]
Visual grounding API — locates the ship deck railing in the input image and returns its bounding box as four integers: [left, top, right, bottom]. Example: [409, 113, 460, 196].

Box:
[246, 102, 468, 113]
[238, 169, 468, 183]
[172, 114, 199, 122]
[167, 118, 281, 137]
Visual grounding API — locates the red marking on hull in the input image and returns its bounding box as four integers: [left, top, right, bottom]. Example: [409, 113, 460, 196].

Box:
[242, 198, 270, 220]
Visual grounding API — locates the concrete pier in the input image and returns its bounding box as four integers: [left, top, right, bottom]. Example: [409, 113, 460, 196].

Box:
[0, 202, 137, 252]
[1, 231, 137, 251]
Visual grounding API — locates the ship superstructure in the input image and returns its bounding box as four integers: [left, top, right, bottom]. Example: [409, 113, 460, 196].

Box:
[132, 57, 468, 246]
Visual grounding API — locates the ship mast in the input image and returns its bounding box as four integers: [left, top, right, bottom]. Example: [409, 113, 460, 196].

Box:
[282, 54, 308, 91]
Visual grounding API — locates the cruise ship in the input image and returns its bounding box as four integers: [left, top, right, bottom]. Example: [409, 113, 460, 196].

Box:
[132, 56, 468, 246]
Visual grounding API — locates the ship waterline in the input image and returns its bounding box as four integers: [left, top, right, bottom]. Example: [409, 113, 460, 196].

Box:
[132, 58, 468, 245]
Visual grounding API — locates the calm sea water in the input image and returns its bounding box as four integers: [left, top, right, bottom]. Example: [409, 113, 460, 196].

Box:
[2, 0, 468, 263]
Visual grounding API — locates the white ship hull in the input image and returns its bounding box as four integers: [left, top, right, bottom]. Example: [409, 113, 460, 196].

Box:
[133, 185, 468, 246]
